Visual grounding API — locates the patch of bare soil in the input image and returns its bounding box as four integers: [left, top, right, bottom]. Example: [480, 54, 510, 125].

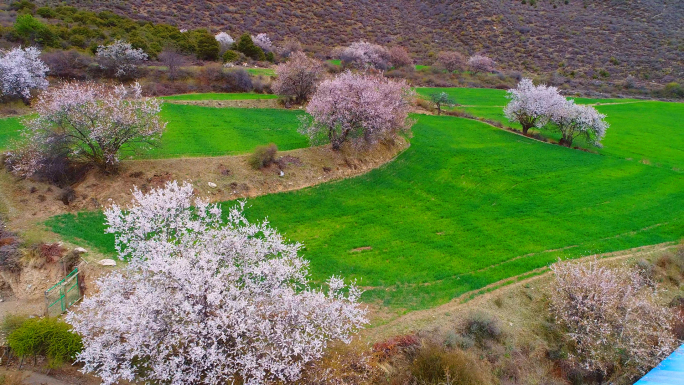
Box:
[0, 138, 409, 240]
[164, 98, 282, 109]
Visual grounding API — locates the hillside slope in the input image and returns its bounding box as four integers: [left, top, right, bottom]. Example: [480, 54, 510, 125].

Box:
[41, 0, 683, 83]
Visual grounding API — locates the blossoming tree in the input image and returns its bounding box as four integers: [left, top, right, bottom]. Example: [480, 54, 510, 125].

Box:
[503, 78, 565, 135]
[301, 71, 415, 150]
[548, 99, 609, 147]
[252, 33, 273, 53]
[436, 51, 466, 72]
[338, 41, 391, 71]
[0, 46, 48, 104]
[467, 54, 496, 74]
[96, 40, 148, 79]
[66, 181, 367, 385]
[272, 51, 324, 104]
[6, 82, 165, 176]
[214, 32, 234, 53]
[549, 259, 679, 377]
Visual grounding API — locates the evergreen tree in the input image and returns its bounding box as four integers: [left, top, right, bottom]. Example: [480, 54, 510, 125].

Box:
[235, 33, 265, 61]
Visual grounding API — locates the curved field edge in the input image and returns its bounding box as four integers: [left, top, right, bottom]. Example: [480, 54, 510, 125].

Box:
[46, 114, 684, 312]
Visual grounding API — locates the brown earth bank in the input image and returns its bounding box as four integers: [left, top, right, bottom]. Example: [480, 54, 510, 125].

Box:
[0, 136, 409, 244]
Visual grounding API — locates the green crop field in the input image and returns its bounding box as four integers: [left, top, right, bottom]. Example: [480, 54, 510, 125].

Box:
[0, 117, 23, 150]
[133, 104, 306, 158]
[160, 93, 278, 101]
[47, 103, 684, 311]
[246, 68, 276, 76]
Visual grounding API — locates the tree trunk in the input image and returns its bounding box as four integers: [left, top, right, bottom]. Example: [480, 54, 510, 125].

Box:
[559, 137, 572, 147]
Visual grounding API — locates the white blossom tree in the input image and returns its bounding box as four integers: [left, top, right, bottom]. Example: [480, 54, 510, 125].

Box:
[467, 54, 496, 74]
[272, 51, 324, 104]
[252, 33, 273, 53]
[549, 259, 680, 377]
[301, 71, 415, 150]
[96, 40, 148, 79]
[436, 51, 466, 72]
[214, 32, 234, 54]
[548, 99, 609, 147]
[503, 78, 566, 135]
[66, 181, 367, 385]
[6, 82, 165, 176]
[0, 46, 48, 104]
[338, 41, 391, 71]
[429, 92, 457, 115]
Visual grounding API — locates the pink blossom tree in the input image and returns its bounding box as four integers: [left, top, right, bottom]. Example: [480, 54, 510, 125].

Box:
[339, 41, 391, 71]
[66, 181, 367, 385]
[388, 46, 413, 68]
[549, 259, 680, 377]
[96, 40, 148, 79]
[6, 82, 165, 176]
[503, 78, 566, 135]
[0, 46, 48, 104]
[548, 99, 609, 147]
[467, 54, 496, 74]
[272, 51, 324, 104]
[302, 71, 415, 150]
[436, 51, 466, 72]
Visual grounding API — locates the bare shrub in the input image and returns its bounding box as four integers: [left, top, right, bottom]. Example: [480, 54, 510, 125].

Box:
[462, 312, 503, 346]
[272, 52, 323, 104]
[388, 46, 413, 68]
[41, 49, 93, 80]
[248, 143, 278, 169]
[437, 51, 466, 72]
[158, 49, 188, 80]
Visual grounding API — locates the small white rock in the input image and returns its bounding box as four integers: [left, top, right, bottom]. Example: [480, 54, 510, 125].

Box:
[98, 259, 117, 266]
[208, 182, 217, 188]
[74, 247, 88, 254]
[279, 170, 284, 177]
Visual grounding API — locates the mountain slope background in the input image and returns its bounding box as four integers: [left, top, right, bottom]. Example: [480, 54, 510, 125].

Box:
[38, 0, 683, 84]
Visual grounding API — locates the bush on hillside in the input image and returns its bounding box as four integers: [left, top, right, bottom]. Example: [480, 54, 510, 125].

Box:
[248, 143, 278, 169]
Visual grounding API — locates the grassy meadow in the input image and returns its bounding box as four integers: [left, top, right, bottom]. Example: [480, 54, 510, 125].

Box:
[47, 100, 684, 311]
[0, 117, 22, 149]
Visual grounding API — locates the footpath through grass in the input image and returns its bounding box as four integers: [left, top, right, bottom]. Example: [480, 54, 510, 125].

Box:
[127, 104, 306, 158]
[48, 113, 684, 311]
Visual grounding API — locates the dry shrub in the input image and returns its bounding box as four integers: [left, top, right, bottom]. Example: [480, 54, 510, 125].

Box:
[0, 371, 25, 385]
[410, 342, 494, 385]
[248, 143, 278, 170]
[299, 341, 382, 385]
[462, 312, 503, 347]
[372, 334, 420, 359]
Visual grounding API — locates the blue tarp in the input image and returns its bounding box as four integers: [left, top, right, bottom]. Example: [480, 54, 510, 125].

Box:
[634, 345, 684, 385]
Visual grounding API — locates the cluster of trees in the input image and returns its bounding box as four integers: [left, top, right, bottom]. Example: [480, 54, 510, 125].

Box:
[436, 51, 496, 74]
[66, 181, 367, 384]
[0, 46, 48, 104]
[334, 41, 413, 71]
[504, 78, 608, 147]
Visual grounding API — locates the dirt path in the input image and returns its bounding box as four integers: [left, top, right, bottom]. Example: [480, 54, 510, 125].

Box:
[363, 242, 676, 341]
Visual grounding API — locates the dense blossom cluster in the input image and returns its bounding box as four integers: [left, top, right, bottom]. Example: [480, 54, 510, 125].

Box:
[338, 41, 391, 71]
[214, 32, 234, 53]
[6, 82, 164, 176]
[252, 33, 273, 53]
[504, 78, 565, 134]
[272, 51, 324, 103]
[96, 40, 148, 78]
[302, 71, 415, 150]
[66, 181, 367, 385]
[467, 54, 496, 73]
[549, 259, 680, 376]
[0, 46, 48, 103]
[436, 51, 466, 72]
[548, 99, 608, 147]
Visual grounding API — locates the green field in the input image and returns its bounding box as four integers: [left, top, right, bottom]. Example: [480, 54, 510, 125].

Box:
[246, 68, 276, 76]
[133, 104, 305, 158]
[160, 93, 278, 101]
[0, 117, 22, 149]
[48, 102, 684, 310]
